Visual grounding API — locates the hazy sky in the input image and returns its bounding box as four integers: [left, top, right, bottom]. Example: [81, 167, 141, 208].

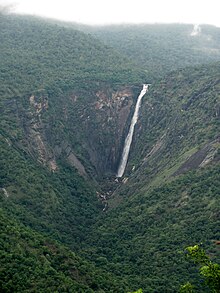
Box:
[1, 0, 220, 27]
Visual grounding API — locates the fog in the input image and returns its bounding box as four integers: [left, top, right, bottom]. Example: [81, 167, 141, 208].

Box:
[1, 0, 220, 27]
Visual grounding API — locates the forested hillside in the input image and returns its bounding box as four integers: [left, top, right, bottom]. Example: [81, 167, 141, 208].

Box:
[0, 13, 147, 177]
[0, 12, 219, 293]
[80, 64, 220, 292]
[0, 14, 144, 97]
[122, 62, 220, 192]
[88, 23, 220, 80]
[0, 209, 128, 292]
[84, 164, 220, 292]
[0, 13, 143, 291]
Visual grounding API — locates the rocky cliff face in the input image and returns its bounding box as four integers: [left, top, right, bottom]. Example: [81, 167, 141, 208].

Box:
[4, 84, 139, 179]
[86, 85, 136, 175]
[112, 64, 220, 200]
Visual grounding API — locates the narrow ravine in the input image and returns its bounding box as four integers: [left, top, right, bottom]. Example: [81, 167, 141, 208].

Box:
[117, 84, 149, 177]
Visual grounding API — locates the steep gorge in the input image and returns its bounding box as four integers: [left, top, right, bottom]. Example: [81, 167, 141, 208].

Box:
[107, 65, 220, 211]
[0, 13, 145, 179]
[1, 13, 220, 293]
[1, 83, 142, 178]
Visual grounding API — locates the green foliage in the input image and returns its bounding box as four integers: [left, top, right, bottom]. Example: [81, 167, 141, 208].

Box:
[180, 282, 194, 293]
[0, 12, 220, 293]
[180, 245, 220, 292]
[83, 164, 220, 292]
[128, 289, 143, 293]
[122, 62, 220, 191]
[0, 209, 128, 292]
[0, 13, 144, 100]
[0, 133, 103, 249]
[186, 245, 209, 265]
[88, 24, 220, 81]
[0, 13, 145, 177]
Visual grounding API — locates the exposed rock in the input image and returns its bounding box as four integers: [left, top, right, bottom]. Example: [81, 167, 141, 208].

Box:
[1, 188, 9, 198]
[175, 191, 190, 208]
[122, 177, 128, 184]
[200, 148, 219, 167]
[143, 133, 166, 163]
[4, 85, 138, 178]
[67, 152, 86, 177]
[70, 94, 78, 102]
[174, 138, 220, 176]
[76, 85, 137, 175]
[4, 138, 11, 147]
[48, 159, 58, 172]
[21, 94, 57, 170]
[29, 94, 48, 114]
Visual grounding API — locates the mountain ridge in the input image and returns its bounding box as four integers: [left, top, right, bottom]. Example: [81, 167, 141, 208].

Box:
[0, 13, 219, 292]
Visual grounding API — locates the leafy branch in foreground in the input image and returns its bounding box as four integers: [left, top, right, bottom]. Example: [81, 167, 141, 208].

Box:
[128, 289, 143, 293]
[180, 245, 220, 293]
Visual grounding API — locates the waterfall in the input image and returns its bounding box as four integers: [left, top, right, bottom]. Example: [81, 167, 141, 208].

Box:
[190, 24, 201, 36]
[116, 84, 149, 177]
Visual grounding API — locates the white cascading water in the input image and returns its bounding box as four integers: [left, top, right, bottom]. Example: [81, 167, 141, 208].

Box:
[116, 84, 149, 177]
[190, 24, 201, 36]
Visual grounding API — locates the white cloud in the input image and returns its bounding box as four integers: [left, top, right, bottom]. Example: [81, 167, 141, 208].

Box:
[1, 0, 220, 27]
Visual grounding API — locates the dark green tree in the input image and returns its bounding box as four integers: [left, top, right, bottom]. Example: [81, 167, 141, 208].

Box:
[180, 245, 220, 293]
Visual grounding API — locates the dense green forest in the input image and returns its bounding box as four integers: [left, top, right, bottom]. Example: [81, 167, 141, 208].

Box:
[86, 23, 220, 81]
[0, 12, 220, 292]
[0, 14, 144, 98]
[0, 209, 128, 292]
[0, 13, 145, 176]
[83, 164, 220, 292]
[122, 62, 220, 191]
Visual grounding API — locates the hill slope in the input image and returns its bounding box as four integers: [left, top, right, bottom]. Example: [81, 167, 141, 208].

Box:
[0, 13, 220, 293]
[122, 62, 220, 192]
[0, 13, 146, 177]
[84, 164, 220, 292]
[87, 23, 220, 81]
[81, 62, 220, 292]
[0, 209, 128, 292]
[0, 14, 144, 96]
[0, 12, 147, 249]
[0, 13, 143, 291]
